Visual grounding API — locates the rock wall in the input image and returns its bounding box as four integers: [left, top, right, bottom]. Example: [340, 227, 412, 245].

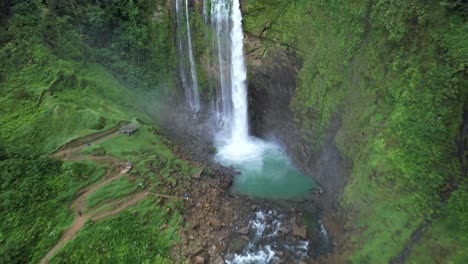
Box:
[246, 42, 347, 209]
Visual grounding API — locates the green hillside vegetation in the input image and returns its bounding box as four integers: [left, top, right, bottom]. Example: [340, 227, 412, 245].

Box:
[1, 0, 466, 262]
[0, 0, 190, 263]
[50, 199, 182, 263]
[242, 0, 467, 262]
[86, 177, 139, 208]
[0, 155, 105, 263]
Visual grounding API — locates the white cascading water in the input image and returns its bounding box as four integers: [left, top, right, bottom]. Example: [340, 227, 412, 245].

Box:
[229, 0, 249, 144]
[212, 0, 261, 161]
[175, 0, 200, 112]
[225, 210, 310, 264]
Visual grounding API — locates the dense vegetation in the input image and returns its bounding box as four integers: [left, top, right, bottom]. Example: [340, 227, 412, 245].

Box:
[1, 0, 466, 263]
[0, 0, 191, 262]
[0, 0, 178, 154]
[242, 0, 467, 262]
[50, 199, 182, 263]
[0, 151, 104, 263]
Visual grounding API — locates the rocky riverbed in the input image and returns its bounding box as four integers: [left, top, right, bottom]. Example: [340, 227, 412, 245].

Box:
[160, 116, 332, 263]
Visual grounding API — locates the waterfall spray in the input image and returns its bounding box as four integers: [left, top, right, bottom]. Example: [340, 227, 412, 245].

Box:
[229, 0, 249, 143]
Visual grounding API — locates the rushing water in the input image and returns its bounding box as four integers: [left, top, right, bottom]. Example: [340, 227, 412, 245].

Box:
[210, 0, 315, 199]
[225, 211, 311, 264]
[175, 0, 200, 112]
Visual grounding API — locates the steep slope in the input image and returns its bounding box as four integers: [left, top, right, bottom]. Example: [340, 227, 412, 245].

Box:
[241, 0, 467, 262]
[0, 1, 187, 262]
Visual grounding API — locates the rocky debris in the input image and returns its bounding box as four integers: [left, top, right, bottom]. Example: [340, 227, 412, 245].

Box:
[213, 256, 224, 264]
[279, 224, 291, 235]
[172, 157, 257, 263]
[229, 236, 249, 252]
[193, 255, 205, 264]
[161, 113, 329, 263]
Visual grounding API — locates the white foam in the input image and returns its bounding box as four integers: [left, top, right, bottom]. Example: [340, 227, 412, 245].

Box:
[226, 246, 276, 264]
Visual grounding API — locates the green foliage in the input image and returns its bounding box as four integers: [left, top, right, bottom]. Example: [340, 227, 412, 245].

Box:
[0, 154, 104, 264]
[244, 0, 467, 262]
[51, 198, 181, 263]
[86, 177, 139, 208]
[0, 1, 185, 262]
[407, 183, 468, 263]
[85, 125, 197, 186]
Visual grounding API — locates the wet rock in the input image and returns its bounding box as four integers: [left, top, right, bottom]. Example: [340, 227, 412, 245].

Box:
[279, 225, 290, 235]
[224, 253, 234, 261]
[236, 226, 250, 235]
[229, 237, 249, 253]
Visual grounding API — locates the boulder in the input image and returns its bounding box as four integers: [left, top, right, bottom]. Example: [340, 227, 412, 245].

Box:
[194, 255, 205, 264]
[213, 256, 224, 264]
[236, 226, 250, 235]
[292, 221, 307, 239]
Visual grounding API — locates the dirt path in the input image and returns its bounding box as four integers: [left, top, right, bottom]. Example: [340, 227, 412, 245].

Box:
[40, 129, 143, 264]
[40, 164, 134, 264]
[91, 192, 148, 221]
[52, 132, 120, 159]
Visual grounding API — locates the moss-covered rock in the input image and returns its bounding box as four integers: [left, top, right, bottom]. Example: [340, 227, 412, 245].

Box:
[242, 0, 467, 262]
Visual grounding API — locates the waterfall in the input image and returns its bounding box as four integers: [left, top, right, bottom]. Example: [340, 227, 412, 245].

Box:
[211, 0, 232, 135]
[175, 0, 200, 112]
[203, 0, 209, 21]
[211, 0, 250, 150]
[229, 0, 249, 143]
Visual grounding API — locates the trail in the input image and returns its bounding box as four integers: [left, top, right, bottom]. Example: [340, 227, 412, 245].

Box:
[40, 129, 144, 264]
[51, 131, 120, 159]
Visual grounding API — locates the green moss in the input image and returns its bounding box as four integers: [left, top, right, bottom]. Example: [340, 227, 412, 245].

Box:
[244, 0, 467, 262]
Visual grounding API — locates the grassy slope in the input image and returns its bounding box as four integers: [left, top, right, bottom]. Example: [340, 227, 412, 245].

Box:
[0, 158, 105, 263]
[50, 198, 182, 263]
[83, 125, 199, 209]
[0, 1, 194, 262]
[86, 177, 139, 208]
[242, 0, 467, 263]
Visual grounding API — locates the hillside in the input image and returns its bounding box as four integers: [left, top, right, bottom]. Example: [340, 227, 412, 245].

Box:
[0, 0, 466, 263]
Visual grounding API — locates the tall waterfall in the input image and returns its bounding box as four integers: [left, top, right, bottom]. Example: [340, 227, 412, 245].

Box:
[175, 0, 200, 112]
[211, 0, 250, 153]
[209, 3, 318, 261]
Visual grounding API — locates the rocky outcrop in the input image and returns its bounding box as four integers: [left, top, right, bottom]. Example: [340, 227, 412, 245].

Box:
[246, 39, 347, 210]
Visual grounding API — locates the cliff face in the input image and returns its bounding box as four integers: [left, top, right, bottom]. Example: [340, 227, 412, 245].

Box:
[241, 0, 467, 263]
[247, 45, 347, 208]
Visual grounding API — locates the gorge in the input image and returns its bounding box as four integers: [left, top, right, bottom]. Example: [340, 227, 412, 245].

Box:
[0, 0, 466, 263]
